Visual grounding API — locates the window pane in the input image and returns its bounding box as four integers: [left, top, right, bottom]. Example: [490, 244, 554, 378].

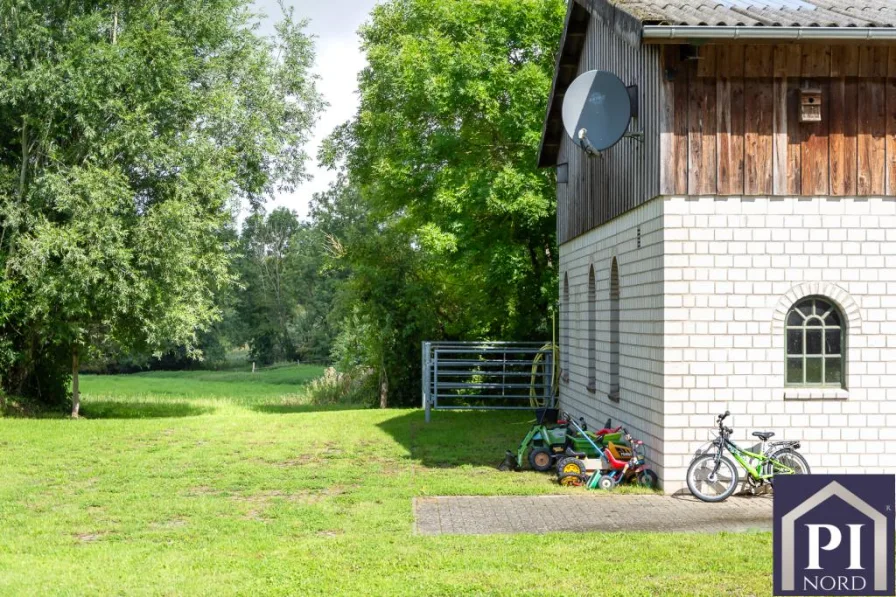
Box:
[787, 330, 802, 355]
[806, 330, 822, 354]
[826, 357, 842, 384]
[806, 317, 823, 328]
[787, 358, 803, 384]
[825, 329, 841, 355]
[826, 309, 841, 327]
[805, 358, 823, 383]
[787, 310, 804, 326]
[798, 301, 813, 317]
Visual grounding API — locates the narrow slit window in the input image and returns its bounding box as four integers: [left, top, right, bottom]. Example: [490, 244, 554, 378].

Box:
[587, 266, 596, 392]
[609, 258, 620, 402]
[561, 274, 569, 381]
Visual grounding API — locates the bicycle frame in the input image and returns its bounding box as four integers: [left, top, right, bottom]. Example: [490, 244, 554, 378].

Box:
[719, 436, 797, 480]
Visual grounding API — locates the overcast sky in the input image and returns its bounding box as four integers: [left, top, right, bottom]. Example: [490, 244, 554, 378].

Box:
[253, 0, 380, 219]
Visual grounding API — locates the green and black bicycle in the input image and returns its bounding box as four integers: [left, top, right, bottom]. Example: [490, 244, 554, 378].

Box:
[686, 411, 811, 502]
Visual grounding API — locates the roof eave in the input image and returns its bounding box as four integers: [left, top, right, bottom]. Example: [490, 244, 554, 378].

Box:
[538, 0, 644, 168]
[538, 1, 587, 168]
[643, 25, 896, 43]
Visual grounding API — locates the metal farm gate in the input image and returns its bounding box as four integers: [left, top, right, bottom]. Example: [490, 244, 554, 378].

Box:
[421, 341, 555, 422]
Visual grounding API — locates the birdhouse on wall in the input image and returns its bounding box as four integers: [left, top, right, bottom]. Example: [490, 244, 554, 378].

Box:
[800, 87, 822, 123]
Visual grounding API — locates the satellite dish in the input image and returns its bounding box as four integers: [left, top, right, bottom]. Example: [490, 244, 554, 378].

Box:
[561, 70, 633, 154]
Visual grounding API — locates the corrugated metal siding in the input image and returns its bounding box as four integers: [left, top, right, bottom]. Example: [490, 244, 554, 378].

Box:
[558, 12, 663, 245]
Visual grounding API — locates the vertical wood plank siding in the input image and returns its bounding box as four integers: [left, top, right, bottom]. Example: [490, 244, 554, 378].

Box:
[657, 43, 896, 203]
[716, 45, 745, 196]
[557, 12, 662, 245]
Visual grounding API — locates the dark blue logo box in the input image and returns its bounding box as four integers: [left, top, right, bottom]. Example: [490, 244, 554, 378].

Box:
[774, 474, 894, 596]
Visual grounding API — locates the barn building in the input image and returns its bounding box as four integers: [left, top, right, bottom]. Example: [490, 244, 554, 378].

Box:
[540, 0, 896, 491]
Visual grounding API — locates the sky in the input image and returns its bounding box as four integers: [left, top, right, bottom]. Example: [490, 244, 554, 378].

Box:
[253, 0, 380, 219]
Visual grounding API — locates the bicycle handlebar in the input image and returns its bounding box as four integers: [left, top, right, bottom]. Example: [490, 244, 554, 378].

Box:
[716, 411, 733, 438]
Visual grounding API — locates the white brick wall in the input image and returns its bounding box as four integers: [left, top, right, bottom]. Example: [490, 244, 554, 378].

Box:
[560, 195, 896, 493]
[558, 200, 666, 478]
[662, 195, 896, 492]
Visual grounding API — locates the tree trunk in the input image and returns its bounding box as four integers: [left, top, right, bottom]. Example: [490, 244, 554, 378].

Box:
[71, 344, 80, 418]
[3, 117, 28, 265]
[379, 366, 388, 409]
[18, 117, 28, 199]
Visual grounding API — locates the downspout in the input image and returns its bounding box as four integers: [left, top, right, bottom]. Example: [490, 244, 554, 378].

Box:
[643, 25, 896, 42]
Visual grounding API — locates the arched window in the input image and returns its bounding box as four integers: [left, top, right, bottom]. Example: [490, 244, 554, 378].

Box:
[561, 274, 569, 382]
[786, 297, 845, 387]
[587, 266, 596, 392]
[609, 258, 620, 401]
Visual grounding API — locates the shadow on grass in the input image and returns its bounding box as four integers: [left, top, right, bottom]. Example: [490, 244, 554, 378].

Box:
[81, 401, 213, 419]
[377, 409, 536, 468]
[249, 403, 370, 415]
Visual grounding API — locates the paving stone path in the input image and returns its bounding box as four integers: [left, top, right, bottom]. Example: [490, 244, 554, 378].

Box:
[414, 494, 773, 535]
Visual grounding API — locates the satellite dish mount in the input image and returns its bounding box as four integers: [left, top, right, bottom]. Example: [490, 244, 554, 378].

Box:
[561, 71, 640, 156]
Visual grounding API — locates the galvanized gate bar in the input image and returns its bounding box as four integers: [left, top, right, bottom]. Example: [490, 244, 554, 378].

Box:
[422, 341, 554, 422]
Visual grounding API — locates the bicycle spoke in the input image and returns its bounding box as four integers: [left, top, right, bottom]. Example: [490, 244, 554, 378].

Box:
[763, 448, 811, 485]
[690, 459, 735, 498]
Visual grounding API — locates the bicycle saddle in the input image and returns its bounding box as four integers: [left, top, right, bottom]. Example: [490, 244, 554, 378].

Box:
[752, 431, 775, 441]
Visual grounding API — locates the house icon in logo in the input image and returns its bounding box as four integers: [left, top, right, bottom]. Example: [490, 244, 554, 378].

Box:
[780, 480, 889, 593]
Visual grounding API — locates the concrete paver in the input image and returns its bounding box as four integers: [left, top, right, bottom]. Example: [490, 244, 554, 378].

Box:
[414, 494, 772, 535]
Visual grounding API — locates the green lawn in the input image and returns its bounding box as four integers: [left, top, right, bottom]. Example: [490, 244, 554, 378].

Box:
[0, 366, 773, 596]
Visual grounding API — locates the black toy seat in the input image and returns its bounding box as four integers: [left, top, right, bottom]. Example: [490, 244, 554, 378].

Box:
[752, 431, 775, 441]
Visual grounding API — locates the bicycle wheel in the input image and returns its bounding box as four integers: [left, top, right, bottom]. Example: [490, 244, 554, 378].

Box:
[636, 469, 659, 490]
[686, 453, 739, 502]
[764, 448, 810, 485]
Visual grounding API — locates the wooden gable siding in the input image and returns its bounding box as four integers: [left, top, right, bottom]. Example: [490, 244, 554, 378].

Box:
[661, 44, 896, 198]
[557, 13, 663, 245]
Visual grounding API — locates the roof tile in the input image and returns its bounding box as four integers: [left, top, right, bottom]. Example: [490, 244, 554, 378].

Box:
[616, 0, 896, 27]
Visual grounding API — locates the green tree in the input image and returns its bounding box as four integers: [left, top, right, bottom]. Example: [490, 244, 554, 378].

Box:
[315, 177, 440, 407]
[0, 0, 322, 413]
[234, 208, 303, 364]
[230, 182, 359, 367]
[323, 0, 564, 405]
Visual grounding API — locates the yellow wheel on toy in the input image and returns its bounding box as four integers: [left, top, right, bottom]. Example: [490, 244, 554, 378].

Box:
[557, 457, 586, 476]
[558, 472, 587, 487]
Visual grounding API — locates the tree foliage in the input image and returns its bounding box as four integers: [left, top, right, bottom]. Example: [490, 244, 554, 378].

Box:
[321, 0, 564, 405]
[0, 0, 321, 409]
[229, 204, 344, 366]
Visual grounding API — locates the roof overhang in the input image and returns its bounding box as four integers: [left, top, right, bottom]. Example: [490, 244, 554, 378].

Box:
[537, 1, 588, 169]
[538, 0, 643, 168]
[643, 25, 896, 43]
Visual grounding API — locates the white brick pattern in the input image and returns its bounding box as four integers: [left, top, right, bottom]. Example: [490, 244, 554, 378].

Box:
[558, 200, 666, 479]
[560, 195, 896, 493]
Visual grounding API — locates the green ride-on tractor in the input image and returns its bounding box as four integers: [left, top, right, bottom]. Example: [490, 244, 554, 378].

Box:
[499, 409, 623, 472]
[499, 408, 567, 472]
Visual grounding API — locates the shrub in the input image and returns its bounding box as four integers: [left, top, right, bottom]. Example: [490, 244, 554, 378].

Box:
[305, 367, 375, 406]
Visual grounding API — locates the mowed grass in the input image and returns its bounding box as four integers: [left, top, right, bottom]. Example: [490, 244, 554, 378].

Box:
[0, 366, 773, 596]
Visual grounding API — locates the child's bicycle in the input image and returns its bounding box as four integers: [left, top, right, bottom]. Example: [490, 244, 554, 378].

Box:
[686, 411, 811, 502]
